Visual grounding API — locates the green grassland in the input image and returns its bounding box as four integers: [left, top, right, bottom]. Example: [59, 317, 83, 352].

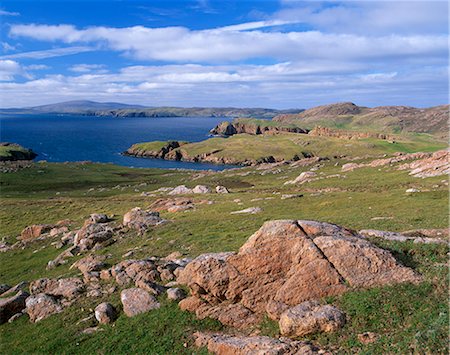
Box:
[0, 143, 448, 354]
[173, 132, 445, 162]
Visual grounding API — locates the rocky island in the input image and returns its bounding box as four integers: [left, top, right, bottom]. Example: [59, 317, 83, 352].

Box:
[0, 143, 37, 162]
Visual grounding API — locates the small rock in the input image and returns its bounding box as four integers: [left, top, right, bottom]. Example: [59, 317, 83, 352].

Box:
[8, 312, 24, 323]
[406, 188, 420, 193]
[279, 301, 346, 337]
[94, 302, 117, 324]
[167, 288, 186, 301]
[121, 288, 160, 317]
[215, 185, 229, 194]
[0, 284, 11, 294]
[0, 290, 29, 324]
[168, 185, 193, 195]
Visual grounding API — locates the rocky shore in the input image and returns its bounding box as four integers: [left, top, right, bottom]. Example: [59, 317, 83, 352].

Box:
[0, 143, 37, 162]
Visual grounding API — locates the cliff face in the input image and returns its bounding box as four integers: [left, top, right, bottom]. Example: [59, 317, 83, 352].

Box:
[210, 121, 309, 136]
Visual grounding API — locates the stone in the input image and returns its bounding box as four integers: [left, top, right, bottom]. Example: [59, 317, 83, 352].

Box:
[135, 279, 166, 296]
[167, 288, 186, 301]
[74, 222, 114, 251]
[168, 185, 193, 195]
[193, 185, 211, 194]
[150, 197, 194, 212]
[0, 281, 28, 298]
[26, 293, 63, 322]
[0, 290, 29, 324]
[177, 220, 421, 328]
[279, 301, 345, 337]
[341, 163, 360, 172]
[30, 277, 84, 299]
[49, 226, 69, 237]
[71, 254, 107, 279]
[160, 269, 175, 282]
[94, 302, 117, 324]
[120, 288, 160, 317]
[123, 208, 165, 233]
[215, 186, 229, 194]
[19, 224, 54, 241]
[358, 332, 379, 344]
[193, 332, 319, 355]
[406, 188, 420, 193]
[230, 207, 262, 214]
[284, 171, 317, 185]
[8, 312, 24, 323]
[88, 214, 109, 224]
[398, 149, 450, 178]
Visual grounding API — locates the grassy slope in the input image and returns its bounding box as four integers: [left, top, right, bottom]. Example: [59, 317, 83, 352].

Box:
[0, 155, 448, 353]
[0, 145, 32, 160]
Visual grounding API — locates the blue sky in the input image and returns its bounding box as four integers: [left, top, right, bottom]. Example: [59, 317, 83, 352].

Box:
[0, 0, 448, 108]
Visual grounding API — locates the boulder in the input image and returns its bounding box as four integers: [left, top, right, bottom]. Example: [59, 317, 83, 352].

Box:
[19, 224, 54, 241]
[193, 185, 211, 194]
[74, 222, 114, 251]
[94, 302, 117, 324]
[177, 220, 421, 328]
[123, 208, 165, 233]
[30, 277, 84, 299]
[26, 293, 62, 322]
[87, 214, 109, 224]
[168, 185, 193, 195]
[279, 301, 345, 337]
[215, 186, 229, 194]
[0, 290, 29, 324]
[167, 288, 186, 301]
[71, 254, 107, 280]
[194, 332, 319, 355]
[150, 197, 194, 212]
[120, 288, 160, 317]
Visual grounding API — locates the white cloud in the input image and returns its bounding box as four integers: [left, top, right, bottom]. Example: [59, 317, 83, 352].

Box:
[69, 64, 107, 73]
[25, 64, 50, 70]
[0, 9, 19, 16]
[8, 23, 447, 64]
[0, 46, 95, 60]
[0, 59, 30, 81]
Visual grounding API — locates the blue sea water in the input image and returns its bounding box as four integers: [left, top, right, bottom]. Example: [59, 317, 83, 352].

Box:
[0, 114, 234, 170]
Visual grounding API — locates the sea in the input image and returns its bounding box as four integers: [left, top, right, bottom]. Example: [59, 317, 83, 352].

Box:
[0, 114, 236, 171]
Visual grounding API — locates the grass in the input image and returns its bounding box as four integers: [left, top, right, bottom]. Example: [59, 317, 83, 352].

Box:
[0, 144, 35, 161]
[0, 143, 448, 353]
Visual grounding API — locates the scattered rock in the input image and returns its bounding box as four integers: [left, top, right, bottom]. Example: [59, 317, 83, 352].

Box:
[406, 188, 420, 193]
[71, 254, 107, 281]
[341, 163, 359, 172]
[0, 290, 29, 324]
[398, 150, 450, 178]
[74, 221, 114, 251]
[150, 197, 194, 213]
[123, 207, 165, 233]
[281, 194, 303, 200]
[215, 186, 229, 194]
[230, 207, 262, 215]
[8, 311, 24, 323]
[26, 293, 63, 322]
[167, 288, 186, 301]
[168, 185, 193, 195]
[0, 281, 29, 298]
[359, 229, 447, 245]
[279, 301, 346, 337]
[120, 288, 161, 317]
[193, 332, 319, 355]
[94, 302, 117, 324]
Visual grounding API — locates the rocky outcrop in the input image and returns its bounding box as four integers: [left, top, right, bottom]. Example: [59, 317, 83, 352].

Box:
[0, 142, 37, 161]
[210, 120, 309, 136]
[279, 301, 346, 337]
[177, 220, 421, 328]
[194, 332, 319, 355]
[124, 141, 184, 159]
[398, 150, 449, 178]
[19, 224, 55, 241]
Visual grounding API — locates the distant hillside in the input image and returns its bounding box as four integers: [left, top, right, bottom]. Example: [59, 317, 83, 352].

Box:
[0, 100, 302, 119]
[274, 102, 449, 136]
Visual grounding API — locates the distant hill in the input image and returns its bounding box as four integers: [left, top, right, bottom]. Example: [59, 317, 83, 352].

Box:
[274, 102, 449, 136]
[0, 100, 302, 119]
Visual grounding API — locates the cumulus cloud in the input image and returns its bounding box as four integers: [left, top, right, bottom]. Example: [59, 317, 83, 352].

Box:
[0, 59, 30, 81]
[9, 23, 447, 63]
